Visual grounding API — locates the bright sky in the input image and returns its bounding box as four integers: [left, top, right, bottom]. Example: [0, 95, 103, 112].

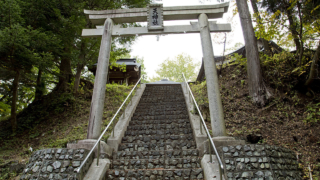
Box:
[130, 0, 245, 79]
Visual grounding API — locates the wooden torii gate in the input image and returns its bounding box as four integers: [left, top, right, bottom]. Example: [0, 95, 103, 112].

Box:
[83, 2, 231, 140]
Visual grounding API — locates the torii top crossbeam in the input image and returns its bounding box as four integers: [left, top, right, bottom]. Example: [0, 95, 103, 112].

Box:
[84, 3, 230, 140]
[82, 2, 231, 37]
[84, 2, 229, 24]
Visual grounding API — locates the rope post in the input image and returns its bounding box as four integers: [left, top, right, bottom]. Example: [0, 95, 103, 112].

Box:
[97, 140, 100, 166]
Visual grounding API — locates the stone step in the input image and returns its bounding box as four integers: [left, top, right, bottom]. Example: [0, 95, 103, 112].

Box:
[129, 120, 190, 126]
[132, 111, 188, 116]
[135, 103, 186, 107]
[107, 85, 204, 180]
[135, 103, 186, 108]
[111, 158, 201, 170]
[131, 115, 189, 120]
[106, 168, 204, 179]
[134, 103, 187, 108]
[138, 99, 186, 103]
[113, 149, 200, 160]
[118, 142, 196, 152]
[122, 135, 194, 144]
[126, 123, 191, 131]
[124, 128, 193, 136]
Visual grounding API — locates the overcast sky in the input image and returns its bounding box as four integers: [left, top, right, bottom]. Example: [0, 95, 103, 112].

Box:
[130, 0, 245, 79]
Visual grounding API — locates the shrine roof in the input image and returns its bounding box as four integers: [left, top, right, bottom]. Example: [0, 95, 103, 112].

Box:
[115, 59, 141, 67]
[93, 58, 141, 67]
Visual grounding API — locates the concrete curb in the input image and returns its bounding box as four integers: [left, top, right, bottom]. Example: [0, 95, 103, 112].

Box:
[201, 155, 225, 180]
[107, 84, 146, 152]
[181, 82, 207, 156]
[67, 139, 113, 158]
[83, 158, 111, 180]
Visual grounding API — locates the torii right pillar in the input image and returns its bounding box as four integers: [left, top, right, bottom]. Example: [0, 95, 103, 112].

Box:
[198, 13, 227, 137]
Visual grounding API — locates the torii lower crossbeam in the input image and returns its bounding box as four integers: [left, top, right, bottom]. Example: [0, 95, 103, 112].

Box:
[82, 22, 231, 37]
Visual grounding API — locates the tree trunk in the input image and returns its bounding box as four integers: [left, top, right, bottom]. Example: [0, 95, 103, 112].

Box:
[305, 41, 320, 86]
[286, 8, 301, 54]
[250, 0, 272, 56]
[236, 0, 270, 107]
[73, 42, 86, 94]
[56, 55, 72, 92]
[297, 2, 304, 66]
[11, 69, 20, 132]
[73, 63, 85, 94]
[34, 69, 42, 101]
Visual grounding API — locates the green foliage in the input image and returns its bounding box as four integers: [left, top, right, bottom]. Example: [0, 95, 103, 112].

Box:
[150, 53, 200, 82]
[5, 92, 75, 133]
[190, 81, 208, 107]
[260, 51, 315, 92]
[0, 102, 10, 120]
[0, 168, 17, 180]
[304, 102, 320, 123]
[229, 53, 247, 67]
[256, 0, 320, 49]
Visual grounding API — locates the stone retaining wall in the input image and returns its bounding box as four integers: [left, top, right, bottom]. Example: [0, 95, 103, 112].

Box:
[219, 144, 302, 180]
[20, 148, 94, 180]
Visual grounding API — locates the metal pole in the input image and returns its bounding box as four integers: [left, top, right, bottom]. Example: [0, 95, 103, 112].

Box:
[97, 140, 100, 166]
[219, 166, 222, 180]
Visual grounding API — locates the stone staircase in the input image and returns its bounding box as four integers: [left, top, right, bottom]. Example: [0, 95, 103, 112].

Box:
[107, 84, 204, 179]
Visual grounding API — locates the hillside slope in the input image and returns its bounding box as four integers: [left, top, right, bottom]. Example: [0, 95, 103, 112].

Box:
[191, 63, 320, 179]
[0, 83, 134, 179]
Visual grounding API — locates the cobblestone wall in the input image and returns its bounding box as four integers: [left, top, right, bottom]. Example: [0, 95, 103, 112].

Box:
[20, 148, 94, 180]
[219, 144, 302, 180]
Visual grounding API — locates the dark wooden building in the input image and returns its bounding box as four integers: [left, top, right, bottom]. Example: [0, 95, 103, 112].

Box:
[89, 59, 141, 85]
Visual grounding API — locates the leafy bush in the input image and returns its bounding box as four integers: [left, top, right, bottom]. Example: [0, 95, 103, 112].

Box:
[304, 102, 320, 123]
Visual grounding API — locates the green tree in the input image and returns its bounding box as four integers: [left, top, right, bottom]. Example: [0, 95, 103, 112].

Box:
[256, 0, 320, 87]
[0, 0, 57, 132]
[149, 54, 200, 82]
[0, 0, 150, 132]
[134, 56, 149, 83]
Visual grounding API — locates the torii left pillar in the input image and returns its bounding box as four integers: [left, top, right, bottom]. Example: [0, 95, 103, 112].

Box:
[67, 18, 113, 157]
[87, 18, 113, 139]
